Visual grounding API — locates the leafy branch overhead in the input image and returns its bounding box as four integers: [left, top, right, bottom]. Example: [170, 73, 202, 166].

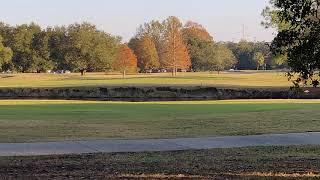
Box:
[264, 0, 320, 87]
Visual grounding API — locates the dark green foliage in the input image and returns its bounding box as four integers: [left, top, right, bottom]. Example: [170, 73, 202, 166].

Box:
[183, 35, 212, 71]
[182, 22, 214, 71]
[31, 30, 54, 73]
[226, 41, 273, 70]
[0, 22, 121, 74]
[266, 0, 320, 87]
[11, 23, 44, 72]
[227, 41, 256, 70]
[0, 36, 13, 70]
[65, 22, 120, 75]
[188, 41, 236, 72]
[47, 26, 70, 70]
[0, 23, 54, 72]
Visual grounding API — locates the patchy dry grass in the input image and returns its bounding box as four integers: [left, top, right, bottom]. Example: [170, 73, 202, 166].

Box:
[1, 145, 320, 179]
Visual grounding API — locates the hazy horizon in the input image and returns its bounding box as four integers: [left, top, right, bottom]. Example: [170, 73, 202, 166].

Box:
[0, 0, 275, 42]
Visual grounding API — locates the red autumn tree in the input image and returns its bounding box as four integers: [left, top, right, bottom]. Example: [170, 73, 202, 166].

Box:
[161, 16, 191, 76]
[113, 44, 137, 77]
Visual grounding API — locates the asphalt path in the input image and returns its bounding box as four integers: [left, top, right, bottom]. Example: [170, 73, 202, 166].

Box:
[1, 132, 320, 156]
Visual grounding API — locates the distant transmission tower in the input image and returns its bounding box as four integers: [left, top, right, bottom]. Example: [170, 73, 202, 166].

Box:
[241, 24, 246, 41]
[231, 24, 251, 42]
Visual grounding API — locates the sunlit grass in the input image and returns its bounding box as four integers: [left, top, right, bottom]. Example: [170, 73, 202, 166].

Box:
[0, 99, 320, 105]
[0, 99, 319, 142]
[0, 71, 291, 88]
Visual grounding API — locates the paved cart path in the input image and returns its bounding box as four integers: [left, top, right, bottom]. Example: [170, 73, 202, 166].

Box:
[1, 132, 320, 157]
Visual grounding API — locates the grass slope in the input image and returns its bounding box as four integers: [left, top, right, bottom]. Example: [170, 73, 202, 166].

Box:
[1, 100, 320, 142]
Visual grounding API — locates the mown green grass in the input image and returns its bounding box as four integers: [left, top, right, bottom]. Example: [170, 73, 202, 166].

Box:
[0, 71, 291, 88]
[1, 100, 320, 143]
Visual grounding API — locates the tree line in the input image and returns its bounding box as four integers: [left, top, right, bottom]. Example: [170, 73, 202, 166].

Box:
[0, 22, 120, 75]
[0, 16, 286, 76]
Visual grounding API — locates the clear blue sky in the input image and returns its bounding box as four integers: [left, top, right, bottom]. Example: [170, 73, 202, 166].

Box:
[0, 0, 275, 42]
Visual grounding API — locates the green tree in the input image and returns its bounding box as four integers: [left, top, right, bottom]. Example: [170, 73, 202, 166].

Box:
[31, 30, 54, 73]
[0, 36, 13, 70]
[228, 41, 255, 70]
[194, 43, 235, 73]
[65, 22, 120, 75]
[182, 21, 213, 42]
[226, 41, 272, 70]
[0, 22, 13, 46]
[254, 52, 265, 70]
[271, 54, 287, 68]
[210, 44, 236, 73]
[261, 4, 289, 70]
[186, 40, 212, 71]
[182, 21, 214, 71]
[261, 3, 290, 31]
[10, 23, 51, 73]
[0, 22, 121, 74]
[136, 20, 164, 57]
[47, 26, 70, 70]
[265, 0, 320, 87]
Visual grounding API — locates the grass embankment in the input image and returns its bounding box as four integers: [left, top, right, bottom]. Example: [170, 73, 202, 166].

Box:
[0, 71, 291, 88]
[1, 145, 320, 179]
[1, 100, 320, 143]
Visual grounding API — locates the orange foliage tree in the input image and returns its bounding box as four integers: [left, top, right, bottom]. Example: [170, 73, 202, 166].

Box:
[161, 16, 191, 76]
[113, 44, 137, 77]
[182, 21, 215, 71]
[182, 21, 213, 42]
[129, 35, 160, 72]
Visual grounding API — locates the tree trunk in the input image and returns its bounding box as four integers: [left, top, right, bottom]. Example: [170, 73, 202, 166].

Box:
[80, 69, 86, 76]
[122, 70, 126, 78]
[172, 23, 176, 77]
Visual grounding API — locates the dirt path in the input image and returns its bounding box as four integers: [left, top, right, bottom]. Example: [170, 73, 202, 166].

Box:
[1, 132, 320, 157]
